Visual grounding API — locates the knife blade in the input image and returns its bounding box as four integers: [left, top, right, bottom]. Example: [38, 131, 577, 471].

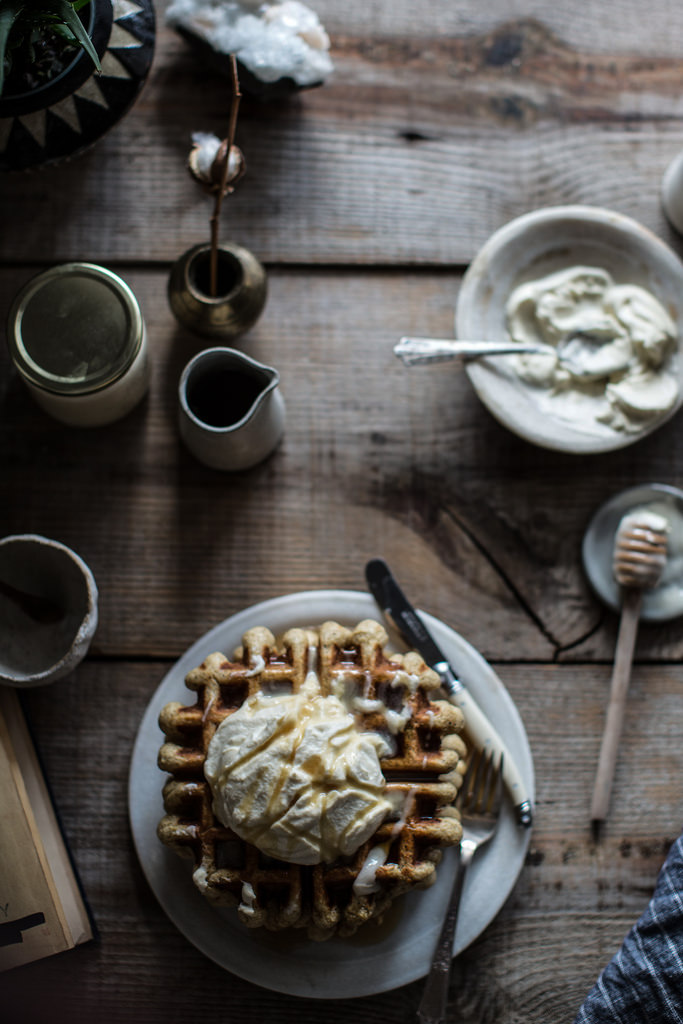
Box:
[365, 558, 533, 828]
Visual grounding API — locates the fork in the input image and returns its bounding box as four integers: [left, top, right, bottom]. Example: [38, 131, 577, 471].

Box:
[417, 750, 505, 1024]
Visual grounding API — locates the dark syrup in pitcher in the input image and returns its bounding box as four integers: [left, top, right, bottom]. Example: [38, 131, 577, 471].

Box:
[187, 369, 263, 427]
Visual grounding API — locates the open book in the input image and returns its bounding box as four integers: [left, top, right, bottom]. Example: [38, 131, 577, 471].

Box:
[0, 688, 93, 971]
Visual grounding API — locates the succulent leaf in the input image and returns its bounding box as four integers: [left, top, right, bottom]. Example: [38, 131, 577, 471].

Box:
[53, 0, 100, 72]
[0, 2, 23, 95]
[0, 0, 100, 97]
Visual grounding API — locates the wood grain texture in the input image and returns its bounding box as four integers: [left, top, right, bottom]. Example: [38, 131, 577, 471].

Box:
[3, 6, 683, 265]
[2, 661, 680, 1023]
[3, 0, 683, 1019]
[3, 265, 683, 661]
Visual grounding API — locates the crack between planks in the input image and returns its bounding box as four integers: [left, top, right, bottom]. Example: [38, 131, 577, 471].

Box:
[554, 613, 606, 658]
[442, 504, 565, 657]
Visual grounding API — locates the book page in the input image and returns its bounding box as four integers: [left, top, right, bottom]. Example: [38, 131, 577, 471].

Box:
[0, 690, 92, 971]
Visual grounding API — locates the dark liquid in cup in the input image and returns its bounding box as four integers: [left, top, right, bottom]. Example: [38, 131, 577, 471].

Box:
[187, 369, 263, 427]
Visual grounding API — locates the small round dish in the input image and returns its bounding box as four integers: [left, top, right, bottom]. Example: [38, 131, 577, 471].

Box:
[582, 484, 683, 622]
[456, 206, 683, 453]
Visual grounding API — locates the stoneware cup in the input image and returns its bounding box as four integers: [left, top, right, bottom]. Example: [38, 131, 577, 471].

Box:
[178, 347, 286, 471]
[0, 534, 98, 688]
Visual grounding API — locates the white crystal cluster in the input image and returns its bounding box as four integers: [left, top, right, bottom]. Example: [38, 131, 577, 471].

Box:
[166, 0, 334, 86]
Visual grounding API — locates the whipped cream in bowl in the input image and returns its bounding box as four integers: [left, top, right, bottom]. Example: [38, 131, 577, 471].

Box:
[456, 206, 683, 453]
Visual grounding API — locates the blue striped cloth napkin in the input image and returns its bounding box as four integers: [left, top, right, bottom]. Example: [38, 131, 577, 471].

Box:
[574, 831, 683, 1023]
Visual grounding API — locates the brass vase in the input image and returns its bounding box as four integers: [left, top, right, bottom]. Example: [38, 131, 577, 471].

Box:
[168, 242, 267, 340]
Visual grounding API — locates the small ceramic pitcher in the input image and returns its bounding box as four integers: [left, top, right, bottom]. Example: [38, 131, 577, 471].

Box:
[178, 347, 285, 471]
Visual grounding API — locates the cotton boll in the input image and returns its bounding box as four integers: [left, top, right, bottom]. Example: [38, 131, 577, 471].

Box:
[188, 132, 246, 194]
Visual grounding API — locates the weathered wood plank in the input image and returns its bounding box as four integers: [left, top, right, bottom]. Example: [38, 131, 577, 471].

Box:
[3, 3, 682, 1021]
[4, 265, 683, 661]
[3, 13, 683, 265]
[315, 0, 683, 55]
[2, 661, 677, 1024]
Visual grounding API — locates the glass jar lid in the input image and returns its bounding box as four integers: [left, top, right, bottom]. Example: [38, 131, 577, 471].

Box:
[8, 263, 143, 396]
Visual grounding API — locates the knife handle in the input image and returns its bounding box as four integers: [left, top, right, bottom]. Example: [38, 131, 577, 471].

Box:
[448, 689, 533, 828]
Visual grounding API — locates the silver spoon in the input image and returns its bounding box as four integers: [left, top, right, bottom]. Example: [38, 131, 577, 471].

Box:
[394, 336, 555, 367]
[394, 335, 599, 376]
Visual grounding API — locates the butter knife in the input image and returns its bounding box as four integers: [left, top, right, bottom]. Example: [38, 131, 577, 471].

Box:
[365, 558, 533, 828]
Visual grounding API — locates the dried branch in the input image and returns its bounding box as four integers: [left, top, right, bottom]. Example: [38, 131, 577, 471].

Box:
[209, 55, 242, 297]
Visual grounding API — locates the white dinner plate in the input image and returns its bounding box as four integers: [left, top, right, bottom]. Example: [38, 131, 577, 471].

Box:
[128, 590, 534, 999]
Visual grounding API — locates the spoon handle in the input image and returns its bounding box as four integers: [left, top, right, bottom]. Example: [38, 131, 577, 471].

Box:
[590, 587, 642, 826]
[394, 336, 545, 366]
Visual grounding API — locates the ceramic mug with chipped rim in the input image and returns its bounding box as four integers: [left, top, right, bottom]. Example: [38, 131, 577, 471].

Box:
[0, 534, 98, 688]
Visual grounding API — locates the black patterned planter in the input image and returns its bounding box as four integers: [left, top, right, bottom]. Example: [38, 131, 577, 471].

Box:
[0, 0, 155, 172]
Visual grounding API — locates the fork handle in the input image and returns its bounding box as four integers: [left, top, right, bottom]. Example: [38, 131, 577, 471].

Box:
[417, 843, 474, 1024]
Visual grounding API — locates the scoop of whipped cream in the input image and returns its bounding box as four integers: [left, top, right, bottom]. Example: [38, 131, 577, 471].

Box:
[204, 669, 392, 865]
[506, 266, 679, 434]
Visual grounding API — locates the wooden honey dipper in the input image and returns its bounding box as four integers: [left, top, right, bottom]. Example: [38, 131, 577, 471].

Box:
[590, 509, 669, 831]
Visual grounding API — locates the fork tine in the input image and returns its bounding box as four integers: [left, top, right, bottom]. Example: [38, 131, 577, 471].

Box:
[459, 750, 505, 814]
[457, 749, 477, 806]
[478, 750, 504, 814]
[489, 752, 504, 816]
[458, 747, 488, 813]
[470, 748, 489, 813]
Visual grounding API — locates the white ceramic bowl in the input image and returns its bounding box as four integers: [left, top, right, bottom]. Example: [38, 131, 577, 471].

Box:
[456, 205, 683, 453]
[0, 534, 98, 687]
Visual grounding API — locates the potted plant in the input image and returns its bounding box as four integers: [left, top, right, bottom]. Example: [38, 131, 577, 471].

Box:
[0, 0, 101, 98]
[0, 0, 155, 172]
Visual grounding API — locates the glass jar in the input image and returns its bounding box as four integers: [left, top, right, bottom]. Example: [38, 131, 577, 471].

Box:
[7, 262, 150, 427]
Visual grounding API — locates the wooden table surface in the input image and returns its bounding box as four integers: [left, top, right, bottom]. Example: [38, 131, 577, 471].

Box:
[3, 1, 683, 1020]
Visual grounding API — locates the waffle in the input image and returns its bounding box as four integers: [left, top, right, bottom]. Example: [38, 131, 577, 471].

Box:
[157, 618, 467, 940]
